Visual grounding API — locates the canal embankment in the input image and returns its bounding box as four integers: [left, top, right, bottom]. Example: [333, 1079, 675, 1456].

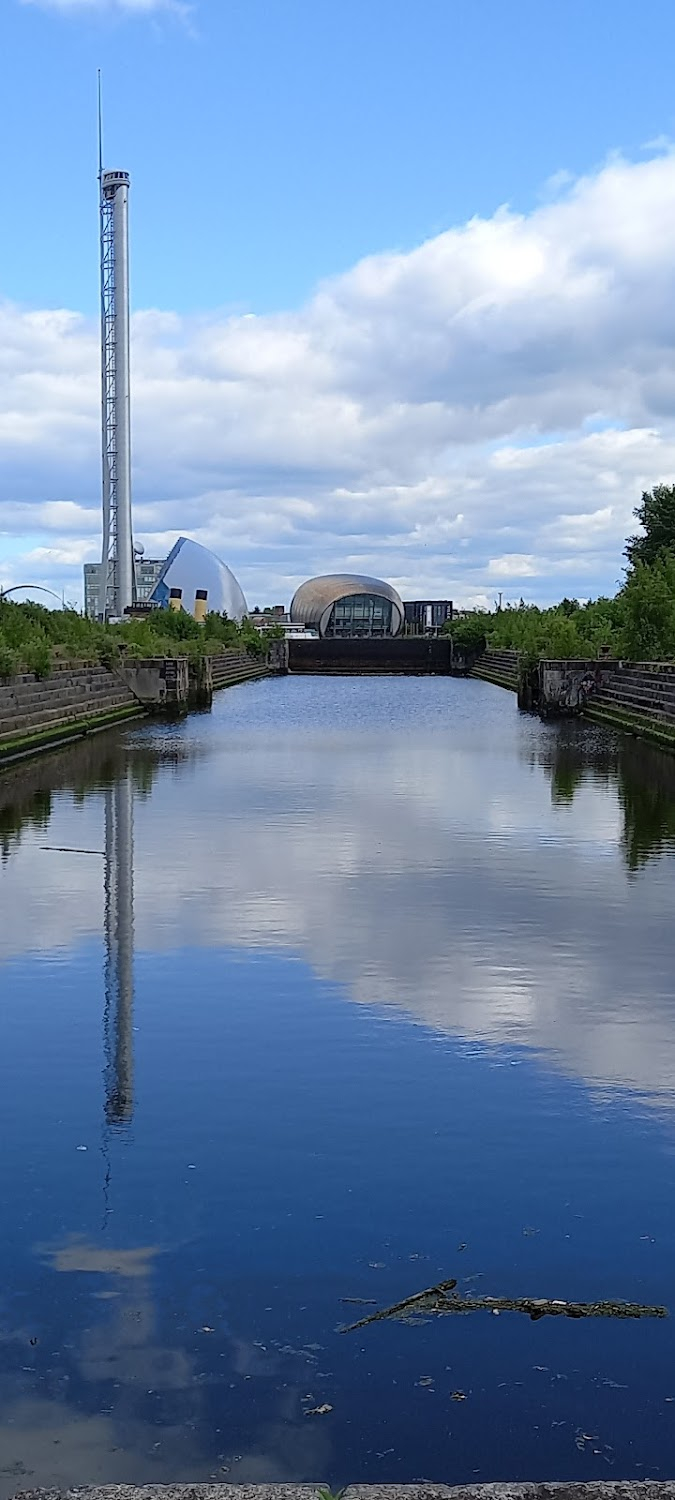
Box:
[471, 650, 675, 749]
[0, 649, 271, 768]
[470, 648, 519, 691]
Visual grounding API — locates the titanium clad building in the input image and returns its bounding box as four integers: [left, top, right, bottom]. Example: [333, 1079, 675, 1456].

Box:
[149, 537, 248, 621]
[290, 574, 404, 639]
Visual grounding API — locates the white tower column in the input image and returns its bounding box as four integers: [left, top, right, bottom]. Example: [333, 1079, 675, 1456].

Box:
[99, 168, 134, 620]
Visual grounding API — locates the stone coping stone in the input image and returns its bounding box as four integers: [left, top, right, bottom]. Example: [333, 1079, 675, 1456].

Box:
[12, 1486, 675, 1500]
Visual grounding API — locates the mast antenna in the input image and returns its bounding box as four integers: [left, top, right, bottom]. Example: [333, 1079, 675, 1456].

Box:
[97, 76, 134, 621]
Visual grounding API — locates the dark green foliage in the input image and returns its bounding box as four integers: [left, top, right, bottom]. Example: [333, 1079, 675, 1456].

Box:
[625, 483, 675, 569]
[619, 555, 675, 660]
[468, 596, 624, 661]
[0, 598, 263, 675]
[444, 613, 489, 651]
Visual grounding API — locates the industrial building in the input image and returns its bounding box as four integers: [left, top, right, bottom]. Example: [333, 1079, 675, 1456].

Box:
[290, 574, 405, 639]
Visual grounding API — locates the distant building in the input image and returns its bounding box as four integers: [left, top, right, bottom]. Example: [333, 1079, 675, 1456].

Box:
[84, 557, 165, 619]
[404, 600, 453, 634]
[290, 574, 404, 638]
[148, 538, 248, 621]
[250, 611, 317, 639]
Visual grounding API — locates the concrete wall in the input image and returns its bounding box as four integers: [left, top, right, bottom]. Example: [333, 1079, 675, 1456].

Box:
[538, 659, 621, 716]
[114, 656, 190, 710]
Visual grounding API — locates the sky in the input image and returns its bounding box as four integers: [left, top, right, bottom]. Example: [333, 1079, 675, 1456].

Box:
[2, 0, 675, 609]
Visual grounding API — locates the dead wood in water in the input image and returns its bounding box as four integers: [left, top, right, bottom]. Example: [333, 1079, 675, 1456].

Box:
[340, 1280, 668, 1332]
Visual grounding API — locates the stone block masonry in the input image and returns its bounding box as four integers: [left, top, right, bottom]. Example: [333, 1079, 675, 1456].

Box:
[210, 650, 270, 690]
[0, 662, 143, 767]
[470, 649, 519, 691]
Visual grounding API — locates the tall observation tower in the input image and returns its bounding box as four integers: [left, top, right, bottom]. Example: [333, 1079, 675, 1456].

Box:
[98, 151, 134, 620]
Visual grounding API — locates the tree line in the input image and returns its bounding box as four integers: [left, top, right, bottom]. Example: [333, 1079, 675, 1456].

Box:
[446, 483, 675, 662]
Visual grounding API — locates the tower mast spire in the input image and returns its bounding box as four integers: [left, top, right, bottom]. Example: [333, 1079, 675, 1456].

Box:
[98, 75, 134, 621]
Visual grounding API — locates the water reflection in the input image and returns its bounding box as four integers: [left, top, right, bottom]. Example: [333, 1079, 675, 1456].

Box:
[103, 776, 135, 1127]
[533, 725, 675, 870]
[2, 684, 675, 1488]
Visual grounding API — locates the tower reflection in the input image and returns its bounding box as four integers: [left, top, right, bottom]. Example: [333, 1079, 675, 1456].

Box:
[103, 772, 135, 1127]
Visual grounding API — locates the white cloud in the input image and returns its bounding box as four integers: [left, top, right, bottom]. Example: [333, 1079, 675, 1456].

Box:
[21, 0, 186, 14]
[3, 150, 675, 605]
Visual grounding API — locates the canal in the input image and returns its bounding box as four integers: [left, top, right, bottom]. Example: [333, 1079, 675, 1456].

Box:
[1, 674, 675, 1493]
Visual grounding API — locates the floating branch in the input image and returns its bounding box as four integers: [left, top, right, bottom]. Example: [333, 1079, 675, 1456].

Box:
[340, 1279, 668, 1332]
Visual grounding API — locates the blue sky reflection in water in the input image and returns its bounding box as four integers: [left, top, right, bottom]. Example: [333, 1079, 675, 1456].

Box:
[1, 677, 675, 1490]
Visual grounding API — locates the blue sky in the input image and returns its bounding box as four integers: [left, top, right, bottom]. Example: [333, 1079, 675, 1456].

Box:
[2, 0, 675, 607]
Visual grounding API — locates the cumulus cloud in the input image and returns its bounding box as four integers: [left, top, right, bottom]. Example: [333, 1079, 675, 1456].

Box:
[3, 150, 675, 605]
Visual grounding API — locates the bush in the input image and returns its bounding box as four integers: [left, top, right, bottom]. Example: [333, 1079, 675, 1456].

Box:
[445, 613, 490, 651]
[24, 635, 53, 679]
[0, 642, 20, 680]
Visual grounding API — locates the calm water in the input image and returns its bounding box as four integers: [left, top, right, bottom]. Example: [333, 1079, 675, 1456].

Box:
[2, 675, 675, 1492]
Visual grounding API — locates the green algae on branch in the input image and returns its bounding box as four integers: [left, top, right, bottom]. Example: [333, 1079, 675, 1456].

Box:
[340, 1277, 668, 1332]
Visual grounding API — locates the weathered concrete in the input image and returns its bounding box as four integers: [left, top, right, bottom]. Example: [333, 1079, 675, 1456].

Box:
[538, 660, 621, 717]
[12, 1484, 675, 1500]
[114, 657, 190, 712]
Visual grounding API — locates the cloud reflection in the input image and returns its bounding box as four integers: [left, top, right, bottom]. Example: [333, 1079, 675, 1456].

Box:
[1, 689, 675, 1112]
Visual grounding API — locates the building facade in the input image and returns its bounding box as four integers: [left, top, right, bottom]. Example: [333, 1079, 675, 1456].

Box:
[404, 600, 453, 634]
[290, 574, 405, 639]
[84, 558, 165, 619]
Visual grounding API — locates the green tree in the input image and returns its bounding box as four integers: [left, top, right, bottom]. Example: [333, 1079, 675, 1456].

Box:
[618, 555, 675, 660]
[625, 483, 675, 569]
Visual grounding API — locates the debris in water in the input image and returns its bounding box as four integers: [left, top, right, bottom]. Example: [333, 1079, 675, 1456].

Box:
[417, 1376, 434, 1387]
[198, 1326, 215, 1334]
[304, 1403, 333, 1416]
[451, 1390, 467, 1401]
[340, 1277, 668, 1332]
[340, 1298, 377, 1306]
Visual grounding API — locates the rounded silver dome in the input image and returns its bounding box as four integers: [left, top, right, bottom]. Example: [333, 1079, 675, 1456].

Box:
[290, 573, 404, 638]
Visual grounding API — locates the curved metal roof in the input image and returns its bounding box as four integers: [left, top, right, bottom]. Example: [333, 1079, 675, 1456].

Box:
[290, 573, 404, 633]
[150, 537, 248, 622]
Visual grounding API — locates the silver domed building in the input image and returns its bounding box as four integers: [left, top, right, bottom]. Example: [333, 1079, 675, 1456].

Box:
[290, 574, 404, 639]
[149, 537, 248, 622]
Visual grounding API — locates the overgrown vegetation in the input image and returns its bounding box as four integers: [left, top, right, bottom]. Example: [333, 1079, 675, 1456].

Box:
[0, 597, 265, 680]
[444, 483, 675, 662]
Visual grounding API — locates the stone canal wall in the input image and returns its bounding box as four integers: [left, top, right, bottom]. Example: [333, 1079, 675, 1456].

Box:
[471, 649, 675, 750]
[584, 662, 675, 747]
[471, 648, 519, 690]
[0, 661, 143, 766]
[210, 649, 269, 689]
[0, 649, 269, 768]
